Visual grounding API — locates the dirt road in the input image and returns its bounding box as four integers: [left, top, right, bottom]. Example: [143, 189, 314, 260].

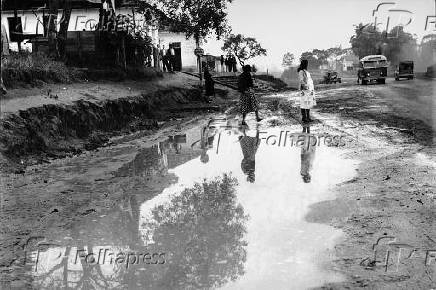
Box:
[0, 78, 434, 289]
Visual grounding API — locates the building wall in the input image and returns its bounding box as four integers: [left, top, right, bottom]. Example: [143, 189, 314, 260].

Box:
[1, 8, 197, 70]
[1, 7, 158, 51]
[158, 31, 197, 70]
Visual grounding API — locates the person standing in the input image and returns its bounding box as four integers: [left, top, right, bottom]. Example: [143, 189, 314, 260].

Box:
[1, 22, 9, 94]
[238, 65, 262, 125]
[169, 45, 176, 72]
[204, 67, 215, 102]
[165, 46, 172, 72]
[225, 55, 230, 72]
[160, 45, 168, 72]
[231, 56, 237, 73]
[220, 55, 225, 73]
[298, 59, 316, 123]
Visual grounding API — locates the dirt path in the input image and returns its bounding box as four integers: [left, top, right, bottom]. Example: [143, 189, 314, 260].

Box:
[277, 80, 435, 289]
[0, 79, 434, 289]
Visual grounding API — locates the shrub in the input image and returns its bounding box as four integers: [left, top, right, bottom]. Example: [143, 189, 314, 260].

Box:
[1, 52, 82, 88]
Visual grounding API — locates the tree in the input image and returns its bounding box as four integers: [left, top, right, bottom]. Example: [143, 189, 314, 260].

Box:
[350, 23, 419, 65]
[221, 34, 267, 66]
[58, 0, 73, 60]
[144, 0, 233, 46]
[300, 51, 321, 69]
[47, 0, 59, 58]
[142, 0, 232, 80]
[282, 52, 295, 68]
[383, 26, 417, 65]
[350, 23, 383, 58]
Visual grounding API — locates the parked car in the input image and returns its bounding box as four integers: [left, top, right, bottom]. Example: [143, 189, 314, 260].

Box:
[357, 55, 388, 85]
[395, 61, 414, 80]
[322, 71, 342, 84]
[426, 64, 436, 78]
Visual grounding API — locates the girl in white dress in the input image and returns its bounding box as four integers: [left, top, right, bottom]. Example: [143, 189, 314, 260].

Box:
[298, 59, 316, 122]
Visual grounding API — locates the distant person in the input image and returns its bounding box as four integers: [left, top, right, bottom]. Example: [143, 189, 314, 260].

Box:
[239, 127, 260, 183]
[165, 47, 173, 72]
[231, 56, 237, 73]
[220, 55, 225, 73]
[238, 65, 262, 125]
[300, 124, 316, 183]
[298, 59, 316, 123]
[1, 23, 9, 94]
[160, 45, 168, 72]
[169, 46, 176, 72]
[100, 0, 109, 29]
[204, 67, 215, 102]
[227, 55, 233, 72]
[225, 56, 231, 72]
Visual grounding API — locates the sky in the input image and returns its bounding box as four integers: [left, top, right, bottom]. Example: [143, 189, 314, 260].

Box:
[203, 0, 436, 72]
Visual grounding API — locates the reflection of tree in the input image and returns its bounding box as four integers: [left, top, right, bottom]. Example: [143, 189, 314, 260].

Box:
[142, 174, 248, 289]
[29, 175, 247, 289]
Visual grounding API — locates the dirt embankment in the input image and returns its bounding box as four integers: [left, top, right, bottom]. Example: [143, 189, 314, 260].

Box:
[0, 80, 232, 172]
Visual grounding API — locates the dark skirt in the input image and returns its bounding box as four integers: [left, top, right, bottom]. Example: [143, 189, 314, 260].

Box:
[240, 91, 258, 114]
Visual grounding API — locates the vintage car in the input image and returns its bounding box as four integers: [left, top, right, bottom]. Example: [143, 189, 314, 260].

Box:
[357, 55, 388, 85]
[322, 71, 342, 84]
[395, 61, 414, 80]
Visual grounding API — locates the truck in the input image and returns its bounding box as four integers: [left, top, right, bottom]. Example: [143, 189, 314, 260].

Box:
[395, 61, 414, 80]
[357, 55, 388, 85]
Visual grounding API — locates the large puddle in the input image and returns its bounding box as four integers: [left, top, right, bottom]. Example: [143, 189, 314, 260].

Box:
[20, 118, 358, 289]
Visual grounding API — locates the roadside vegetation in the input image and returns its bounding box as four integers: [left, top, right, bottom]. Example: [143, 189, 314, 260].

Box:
[1, 52, 85, 88]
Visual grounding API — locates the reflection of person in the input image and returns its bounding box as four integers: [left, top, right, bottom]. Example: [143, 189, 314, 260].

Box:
[300, 124, 316, 183]
[239, 127, 260, 183]
[204, 67, 215, 102]
[238, 65, 262, 125]
[298, 59, 316, 123]
[190, 124, 216, 163]
[200, 126, 216, 163]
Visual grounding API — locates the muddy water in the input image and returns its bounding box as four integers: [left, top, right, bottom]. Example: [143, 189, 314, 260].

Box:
[8, 119, 358, 289]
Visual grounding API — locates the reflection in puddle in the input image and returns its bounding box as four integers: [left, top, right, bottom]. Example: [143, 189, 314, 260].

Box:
[26, 119, 357, 289]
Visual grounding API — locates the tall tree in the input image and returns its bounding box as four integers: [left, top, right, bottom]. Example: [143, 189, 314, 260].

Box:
[142, 0, 232, 80]
[144, 0, 233, 46]
[282, 52, 295, 68]
[383, 26, 417, 65]
[47, 0, 59, 58]
[299, 51, 321, 69]
[58, 0, 72, 60]
[350, 23, 383, 59]
[222, 34, 267, 66]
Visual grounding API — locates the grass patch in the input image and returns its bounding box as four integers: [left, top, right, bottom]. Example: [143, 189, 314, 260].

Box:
[1, 52, 85, 88]
[254, 74, 288, 90]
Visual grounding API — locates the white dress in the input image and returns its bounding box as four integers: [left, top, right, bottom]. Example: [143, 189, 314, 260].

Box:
[298, 70, 316, 109]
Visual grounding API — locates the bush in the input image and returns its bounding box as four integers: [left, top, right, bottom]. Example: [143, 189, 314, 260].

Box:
[254, 74, 287, 89]
[1, 52, 83, 88]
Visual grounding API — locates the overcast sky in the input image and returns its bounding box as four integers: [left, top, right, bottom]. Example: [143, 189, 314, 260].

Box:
[203, 0, 435, 72]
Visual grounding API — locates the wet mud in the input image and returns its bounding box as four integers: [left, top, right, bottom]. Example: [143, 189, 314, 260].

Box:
[0, 87, 228, 172]
[0, 117, 359, 289]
